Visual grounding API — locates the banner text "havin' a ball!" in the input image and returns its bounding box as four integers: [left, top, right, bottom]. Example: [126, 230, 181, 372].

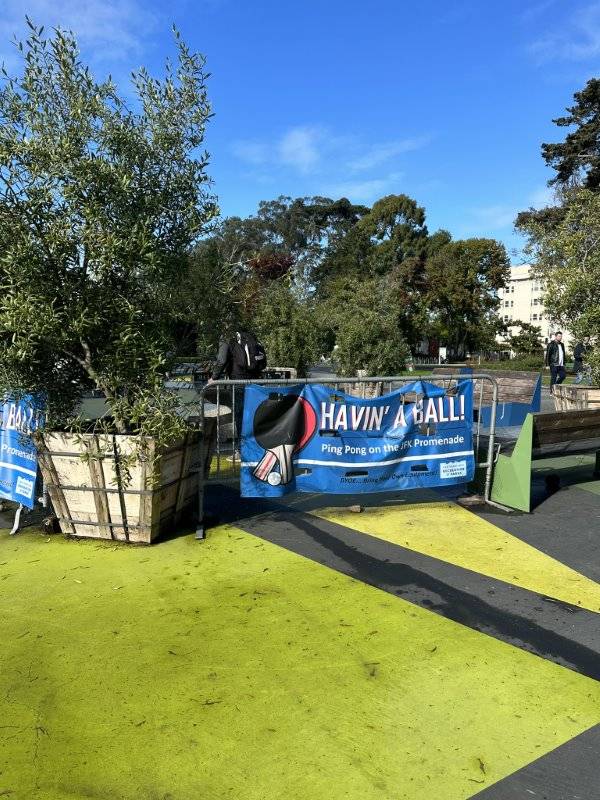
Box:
[319, 394, 466, 432]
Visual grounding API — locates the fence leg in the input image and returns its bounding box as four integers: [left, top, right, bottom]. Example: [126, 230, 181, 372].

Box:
[195, 432, 206, 540]
[10, 504, 23, 536]
[196, 396, 209, 541]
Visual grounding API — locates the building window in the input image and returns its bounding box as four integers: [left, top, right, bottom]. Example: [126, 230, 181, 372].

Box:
[504, 315, 509, 322]
[533, 298, 538, 305]
[511, 285, 514, 293]
[510, 300, 514, 307]
[532, 314, 538, 321]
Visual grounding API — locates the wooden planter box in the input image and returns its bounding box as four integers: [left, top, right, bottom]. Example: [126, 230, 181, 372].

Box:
[553, 385, 600, 411]
[36, 420, 216, 543]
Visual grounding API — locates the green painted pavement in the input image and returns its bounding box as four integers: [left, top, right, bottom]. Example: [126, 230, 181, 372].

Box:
[1, 526, 600, 799]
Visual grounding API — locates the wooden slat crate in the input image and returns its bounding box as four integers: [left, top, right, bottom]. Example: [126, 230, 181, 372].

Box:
[553, 385, 600, 411]
[36, 419, 216, 544]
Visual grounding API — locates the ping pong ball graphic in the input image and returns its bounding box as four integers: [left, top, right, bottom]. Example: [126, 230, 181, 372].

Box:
[267, 472, 282, 486]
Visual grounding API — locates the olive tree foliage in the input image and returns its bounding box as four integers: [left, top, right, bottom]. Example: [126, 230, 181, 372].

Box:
[0, 22, 217, 433]
[518, 189, 600, 379]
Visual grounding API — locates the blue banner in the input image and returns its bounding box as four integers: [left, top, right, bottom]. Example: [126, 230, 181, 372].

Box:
[240, 381, 474, 497]
[0, 395, 44, 509]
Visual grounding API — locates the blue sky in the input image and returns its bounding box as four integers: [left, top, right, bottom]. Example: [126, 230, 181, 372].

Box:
[2, 0, 599, 259]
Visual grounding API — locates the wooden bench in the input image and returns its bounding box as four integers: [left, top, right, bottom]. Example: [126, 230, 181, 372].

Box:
[490, 408, 600, 511]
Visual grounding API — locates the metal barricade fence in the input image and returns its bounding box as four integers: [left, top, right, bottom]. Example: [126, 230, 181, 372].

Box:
[188, 374, 498, 539]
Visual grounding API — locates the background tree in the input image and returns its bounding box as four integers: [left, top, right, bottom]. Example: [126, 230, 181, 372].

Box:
[0, 22, 217, 430]
[542, 78, 600, 189]
[518, 189, 600, 379]
[336, 308, 409, 377]
[318, 278, 409, 375]
[515, 79, 600, 379]
[257, 195, 369, 289]
[358, 194, 429, 275]
[174, 188, 509, 374]
[516, 78, 600, 233]
[506, 321, 544, 358]
[315, 197, 454, 358]
[253, 280, 320, 376]
[426, 239, 509, 358]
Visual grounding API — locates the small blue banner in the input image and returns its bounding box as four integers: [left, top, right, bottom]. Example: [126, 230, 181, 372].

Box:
[0, 395, 45, 509]
[240, 381, 474, 497]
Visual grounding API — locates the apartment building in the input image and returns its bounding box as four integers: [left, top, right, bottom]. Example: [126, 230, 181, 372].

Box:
[497, 263, 572, 350]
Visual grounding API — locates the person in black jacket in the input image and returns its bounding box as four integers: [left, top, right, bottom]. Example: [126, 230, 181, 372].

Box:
[208, 329, 267, 458]
[545, 331, 566, 392]
[573, 341, 586, 384]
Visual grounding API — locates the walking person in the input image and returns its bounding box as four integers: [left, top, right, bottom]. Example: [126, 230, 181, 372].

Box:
[208, 327, 267, 457]
[545, 331, 566, 393]
[573, 340, 587, 384]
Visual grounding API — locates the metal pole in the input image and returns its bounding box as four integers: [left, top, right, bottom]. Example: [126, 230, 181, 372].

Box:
[231, 385, 236, 467]
[475, 377, 483, 457]
[195, 384, 207, 540]
[483, 376, 498, 502]
[216, 385, 221, 477]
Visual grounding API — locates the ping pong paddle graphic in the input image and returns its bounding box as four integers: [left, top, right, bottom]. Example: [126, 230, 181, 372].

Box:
[252, 393, 317, 485]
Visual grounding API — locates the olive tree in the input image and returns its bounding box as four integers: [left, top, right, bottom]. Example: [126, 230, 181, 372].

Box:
[0, 21, 217, 433]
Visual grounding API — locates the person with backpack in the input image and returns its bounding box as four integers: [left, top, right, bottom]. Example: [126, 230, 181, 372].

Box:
[208, 328, 267, 456]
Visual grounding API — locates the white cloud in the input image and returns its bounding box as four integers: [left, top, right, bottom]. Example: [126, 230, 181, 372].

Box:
[229, 126, 426, 203]
[529, 2, 600, 62]
[348, 136, 431, 171]
[322, 172, 404, 203]
[469, 186, 557, 234]
[472, 205, 518, 230]
[0, 0, 159, 68]
[231, 126, 429, 189]
[232, 125, 323, 173]
[230, 140, 269, 166]
[278, 126, 321, 173]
